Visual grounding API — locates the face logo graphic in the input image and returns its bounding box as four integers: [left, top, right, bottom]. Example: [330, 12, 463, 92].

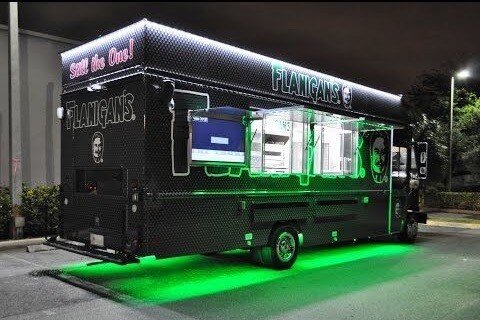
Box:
[370, 134, 389, 183]
[92, 132, 104, 164]
[342, 85, 353, 109]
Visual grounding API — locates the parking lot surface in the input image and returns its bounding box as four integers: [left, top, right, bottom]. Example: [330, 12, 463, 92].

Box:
[1, 225, 479, 320]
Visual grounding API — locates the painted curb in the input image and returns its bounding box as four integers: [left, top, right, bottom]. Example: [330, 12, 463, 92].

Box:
[424, 208, 480, 215]
[0, 237, 45, 251]
[39, 269, 140, 306]
[426, 220, 480, 230]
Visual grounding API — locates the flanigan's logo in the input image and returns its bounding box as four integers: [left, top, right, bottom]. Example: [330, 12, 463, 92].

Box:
[65, 90, 135, 131]
[342, 84, 353, 109]
[271, 62, 353, 109]
[92, 131, 104, 164]
[370, 132, 389, 184]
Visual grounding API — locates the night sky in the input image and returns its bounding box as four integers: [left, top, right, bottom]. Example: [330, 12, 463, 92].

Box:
[2, 2, 480, 94]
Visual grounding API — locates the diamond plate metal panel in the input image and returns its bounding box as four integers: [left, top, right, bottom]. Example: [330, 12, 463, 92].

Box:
[143, 196, 248, 257]
[61, 20, 405, 124]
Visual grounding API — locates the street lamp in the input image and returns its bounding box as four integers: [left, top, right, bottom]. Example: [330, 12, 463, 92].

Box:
[448, 69, 470, 191]
[457, 70, 470, 79]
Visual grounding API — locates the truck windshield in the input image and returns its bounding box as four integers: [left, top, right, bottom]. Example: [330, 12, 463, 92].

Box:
[392, 146, 407, 178]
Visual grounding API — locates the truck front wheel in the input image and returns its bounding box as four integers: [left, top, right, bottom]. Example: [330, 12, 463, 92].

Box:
[398, 216, 418, 243]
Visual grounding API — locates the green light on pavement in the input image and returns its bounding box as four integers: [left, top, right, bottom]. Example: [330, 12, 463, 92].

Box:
[60, 243, 416, 305]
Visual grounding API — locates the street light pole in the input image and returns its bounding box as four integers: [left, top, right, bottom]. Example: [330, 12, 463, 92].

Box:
[448, 69, 471, 192]
[448, 76, 454, 192]
[8, 1, 24, 239]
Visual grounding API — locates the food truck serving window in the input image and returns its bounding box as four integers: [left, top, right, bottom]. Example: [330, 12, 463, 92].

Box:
[190, 107, 247, 165]
[189, 106, 366, 177]
[249, 107, 357, 177]
[313, 123, 356, 176]
[250, 113, 307, 175]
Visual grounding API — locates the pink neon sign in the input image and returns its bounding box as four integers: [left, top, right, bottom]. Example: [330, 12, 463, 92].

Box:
[69, 38, 134, 80]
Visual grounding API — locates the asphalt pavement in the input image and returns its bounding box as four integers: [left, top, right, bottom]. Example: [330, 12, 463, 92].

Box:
[1, 225, 479, 320]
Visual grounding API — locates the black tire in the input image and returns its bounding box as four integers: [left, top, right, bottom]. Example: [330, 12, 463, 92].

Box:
[251, 225, 299, 269]
[397, 216, 418, 243]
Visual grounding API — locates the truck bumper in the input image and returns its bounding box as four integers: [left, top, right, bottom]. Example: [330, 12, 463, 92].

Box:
[44, 237, 139, 264]
[411, 211, 428, 224]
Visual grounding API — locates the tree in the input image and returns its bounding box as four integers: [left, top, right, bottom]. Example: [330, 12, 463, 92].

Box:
[404, 68, 452, 187]
[404, 66, 480, 190]
[452, 93, 480, 190]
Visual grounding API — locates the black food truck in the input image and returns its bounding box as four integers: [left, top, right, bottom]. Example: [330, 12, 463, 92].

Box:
[49, 19, 428, 269]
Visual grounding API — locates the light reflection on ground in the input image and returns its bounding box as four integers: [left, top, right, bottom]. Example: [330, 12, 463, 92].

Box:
[60, 242, 418, 304]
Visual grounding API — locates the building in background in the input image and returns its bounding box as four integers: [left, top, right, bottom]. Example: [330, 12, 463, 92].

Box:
[0, 26, 77, 186]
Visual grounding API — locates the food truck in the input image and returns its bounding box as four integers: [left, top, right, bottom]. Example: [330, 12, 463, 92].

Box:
[49, 19, 428, 269]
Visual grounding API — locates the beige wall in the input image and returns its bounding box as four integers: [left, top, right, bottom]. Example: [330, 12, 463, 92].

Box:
[0, 29, 75, 186]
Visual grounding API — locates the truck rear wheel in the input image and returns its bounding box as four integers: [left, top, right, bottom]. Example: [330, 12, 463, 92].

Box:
[251, 225, 299, 269]
[272, 226, 299, 269]
[398, 216, 418, 243]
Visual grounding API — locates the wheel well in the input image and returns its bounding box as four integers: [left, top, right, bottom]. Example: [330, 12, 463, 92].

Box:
[270, 220, 303, 239]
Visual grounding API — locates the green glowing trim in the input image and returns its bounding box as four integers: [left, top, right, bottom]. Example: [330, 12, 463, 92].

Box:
[331, 230, 338, 242]
[241, 201, 246, 211]
[356, 134, 366, 179]
[298, 233, 304, 246]
[387, 129, 394, 233]
[194, 161, 246, 168]
[61, 243, 416, 304]
[191, 189, 387, 196]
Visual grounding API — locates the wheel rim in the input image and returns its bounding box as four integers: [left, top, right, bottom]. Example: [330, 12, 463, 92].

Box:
[406, 219, 418, 238]
[276, 232, 296, 262]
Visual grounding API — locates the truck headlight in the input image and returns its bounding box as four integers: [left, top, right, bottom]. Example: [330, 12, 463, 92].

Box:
[409, 179, 419, 189]
[56, 107, 64, 119]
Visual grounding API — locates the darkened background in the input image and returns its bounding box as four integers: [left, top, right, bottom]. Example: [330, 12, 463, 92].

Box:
[1, 2, 480, 188]
[1, 2, 480, 94]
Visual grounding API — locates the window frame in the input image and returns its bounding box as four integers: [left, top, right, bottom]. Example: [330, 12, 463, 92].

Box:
[248, 109, 358, 178]
[311, 122, 358, 177]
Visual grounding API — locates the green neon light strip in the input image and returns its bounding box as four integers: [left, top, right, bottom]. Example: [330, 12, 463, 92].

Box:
[191, 189, 388, 196]
[193, 161, 246, 168]
[356, 133, 366, 178]
[61, 243, 416, 305]
[388, 128, 394, 234]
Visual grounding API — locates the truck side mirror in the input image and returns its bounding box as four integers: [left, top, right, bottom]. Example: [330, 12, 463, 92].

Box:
[415, 142, 428, 179]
